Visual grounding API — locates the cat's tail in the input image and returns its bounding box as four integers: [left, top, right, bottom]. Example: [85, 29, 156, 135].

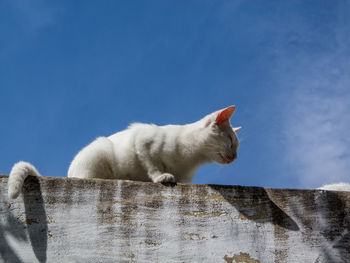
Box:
[8, 161, 41, 199]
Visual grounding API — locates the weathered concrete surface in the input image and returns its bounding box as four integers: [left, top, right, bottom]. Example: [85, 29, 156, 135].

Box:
[0, 175, 349, 263]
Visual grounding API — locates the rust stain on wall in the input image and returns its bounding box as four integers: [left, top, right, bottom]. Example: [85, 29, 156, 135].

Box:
[185, 232, 207, 241]
[97, 182, 118, 225]
[224, 252, 260, 263]
[143, 239, 158, 246]
[22, 218, 39, 225]
[184, 210, 228, 218]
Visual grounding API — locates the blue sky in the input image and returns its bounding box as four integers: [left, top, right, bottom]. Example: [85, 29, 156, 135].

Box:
[1, 1, 349, 189]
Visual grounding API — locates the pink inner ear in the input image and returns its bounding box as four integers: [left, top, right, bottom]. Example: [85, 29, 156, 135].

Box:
[215, 106, 235, 125]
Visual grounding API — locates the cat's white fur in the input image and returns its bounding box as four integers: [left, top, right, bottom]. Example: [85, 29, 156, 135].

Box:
[318, 182, 350, 192]
[8, 106, 241, 199]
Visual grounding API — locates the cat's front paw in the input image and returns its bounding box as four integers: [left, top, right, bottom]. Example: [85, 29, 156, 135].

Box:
[154, 173, 176, 184]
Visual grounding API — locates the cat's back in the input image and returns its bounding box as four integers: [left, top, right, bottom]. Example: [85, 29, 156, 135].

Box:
[107, 123, 164, 157]
[108, 123, 160, 142]
[108, 122, 184, 155]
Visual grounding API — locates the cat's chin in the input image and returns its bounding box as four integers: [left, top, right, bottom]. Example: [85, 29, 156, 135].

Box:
[217, 153, 234, 165]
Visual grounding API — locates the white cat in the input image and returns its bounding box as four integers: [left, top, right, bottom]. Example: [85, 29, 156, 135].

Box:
[8, 106, 241, 199]
[318, 182, 350, 192]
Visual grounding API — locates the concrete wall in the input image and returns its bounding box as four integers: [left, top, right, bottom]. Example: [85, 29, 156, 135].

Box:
[0, 175, 349, 263]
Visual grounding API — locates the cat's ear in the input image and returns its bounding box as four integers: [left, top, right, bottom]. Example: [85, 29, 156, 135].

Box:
[215, 106, 235, 126]
[233, 126, 242, 133]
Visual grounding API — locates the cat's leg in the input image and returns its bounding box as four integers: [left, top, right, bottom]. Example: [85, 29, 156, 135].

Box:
[151, 172, 176, 184]
[134, 136, 176, 183]
[137, 156, 176, 183]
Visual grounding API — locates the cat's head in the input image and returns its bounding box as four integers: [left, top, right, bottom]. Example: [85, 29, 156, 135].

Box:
[203, 106, 241, 165]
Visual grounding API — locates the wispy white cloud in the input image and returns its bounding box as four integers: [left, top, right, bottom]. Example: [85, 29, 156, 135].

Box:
[282, 40, 350, 188]
[285, 74, 350, 187]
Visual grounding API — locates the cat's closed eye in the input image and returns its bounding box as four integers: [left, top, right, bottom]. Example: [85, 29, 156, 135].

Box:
[228, 135, 233, 147]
